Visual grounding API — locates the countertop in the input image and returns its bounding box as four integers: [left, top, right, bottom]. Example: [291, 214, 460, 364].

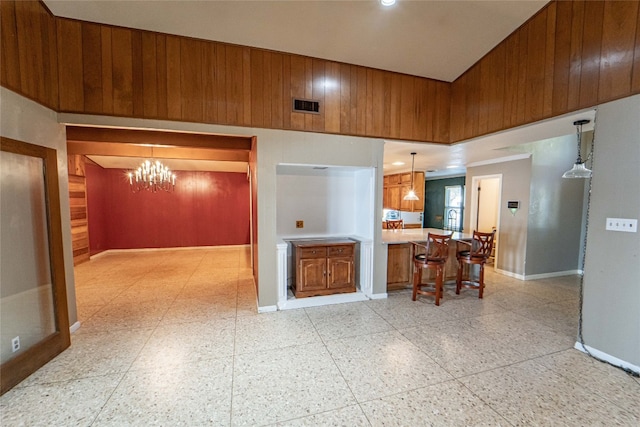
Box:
[382, 228, 472, 244]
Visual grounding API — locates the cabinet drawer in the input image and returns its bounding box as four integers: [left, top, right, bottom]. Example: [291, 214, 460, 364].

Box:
[298, 247, 327, 258]
[328, 245, 353, 257]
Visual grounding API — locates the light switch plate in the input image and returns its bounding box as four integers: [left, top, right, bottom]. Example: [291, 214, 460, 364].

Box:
[605, 218, 637, 233]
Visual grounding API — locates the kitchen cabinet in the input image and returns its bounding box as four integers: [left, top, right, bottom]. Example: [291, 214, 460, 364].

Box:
[383, 171, 425, 211]
[291, 239, 356, 298]
[387, 243, 412, 290]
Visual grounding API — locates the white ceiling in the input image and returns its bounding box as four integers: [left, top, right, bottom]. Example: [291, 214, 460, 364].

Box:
[43, 0, 547, 82]
[50, 0, 586, 177]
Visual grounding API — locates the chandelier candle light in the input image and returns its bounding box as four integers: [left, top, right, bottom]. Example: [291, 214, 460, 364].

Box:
[128, 159, 176, 192]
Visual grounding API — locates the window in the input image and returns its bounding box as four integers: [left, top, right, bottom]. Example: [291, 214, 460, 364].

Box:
[444, 185, 464, 231]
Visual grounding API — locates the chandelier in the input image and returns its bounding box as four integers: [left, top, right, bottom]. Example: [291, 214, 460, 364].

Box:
[127, 159, 176, 193]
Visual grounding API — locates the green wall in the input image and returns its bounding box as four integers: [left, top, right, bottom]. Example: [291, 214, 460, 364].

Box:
[423, 176, 465, 229]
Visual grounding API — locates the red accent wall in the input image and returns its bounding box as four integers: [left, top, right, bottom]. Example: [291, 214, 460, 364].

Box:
[85, 164, 250, 251]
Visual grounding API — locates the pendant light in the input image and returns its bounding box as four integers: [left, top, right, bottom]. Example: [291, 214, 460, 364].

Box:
[562, 119, 592, 179]
[403, 152, 419, 201]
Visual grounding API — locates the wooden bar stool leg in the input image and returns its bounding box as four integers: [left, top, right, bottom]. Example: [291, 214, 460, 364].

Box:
[478, 264, 485, 299]
[456, 262, 462, 294]
[435, 266, 442, 306]
[412, 264, 421, 301]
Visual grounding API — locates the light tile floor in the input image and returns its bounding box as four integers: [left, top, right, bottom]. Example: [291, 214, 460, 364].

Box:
[2, 247, 639, 426]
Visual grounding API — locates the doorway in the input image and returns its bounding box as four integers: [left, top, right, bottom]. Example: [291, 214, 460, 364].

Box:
[469, 174, 502, 266]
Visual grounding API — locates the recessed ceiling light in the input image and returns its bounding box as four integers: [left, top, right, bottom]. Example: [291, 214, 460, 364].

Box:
[392, 161, 405, 166]
[381, 0, 396, 6]
[446, 165, 459, 169]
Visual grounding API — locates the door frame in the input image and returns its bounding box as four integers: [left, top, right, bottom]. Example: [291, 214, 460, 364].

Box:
[468, 174, 502, 268]
[1, 137, 71, 395]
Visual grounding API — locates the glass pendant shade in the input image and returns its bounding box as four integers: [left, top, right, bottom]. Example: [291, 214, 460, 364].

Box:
[562, 119, 592, 179]
[562, 162, 592, 179]
[403, 152, 419, 201]
[404, 189, 419, 201]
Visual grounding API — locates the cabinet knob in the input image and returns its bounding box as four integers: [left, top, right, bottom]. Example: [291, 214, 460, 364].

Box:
[312, 250, 316, 254]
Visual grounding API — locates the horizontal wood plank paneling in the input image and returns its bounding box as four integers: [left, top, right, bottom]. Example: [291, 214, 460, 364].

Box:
[68, 173, 90, 265]
[450, 0, 640, 142]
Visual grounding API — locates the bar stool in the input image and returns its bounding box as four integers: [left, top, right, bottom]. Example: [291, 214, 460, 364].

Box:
[456, 230, 496, 298]
[410, 233, 452, 306]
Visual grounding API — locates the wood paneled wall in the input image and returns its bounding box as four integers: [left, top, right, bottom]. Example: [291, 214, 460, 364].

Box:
[0, 0, 58, 109]
[3, 1, 640, 145]
[450, 0, 640, 142]
[53, 17, 450, 143]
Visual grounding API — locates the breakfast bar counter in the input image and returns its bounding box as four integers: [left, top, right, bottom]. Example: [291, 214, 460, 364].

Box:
[383, 228, 472, 290]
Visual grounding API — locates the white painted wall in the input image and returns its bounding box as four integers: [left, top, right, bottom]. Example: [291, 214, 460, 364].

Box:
[581, 94, 640, 372]
[277, 171, 357, 237]
[0, 88, 78, 328]
[55, 112, 386, 310]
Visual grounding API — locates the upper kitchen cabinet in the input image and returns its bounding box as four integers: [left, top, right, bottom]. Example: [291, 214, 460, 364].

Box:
[383, 171, 424, 212]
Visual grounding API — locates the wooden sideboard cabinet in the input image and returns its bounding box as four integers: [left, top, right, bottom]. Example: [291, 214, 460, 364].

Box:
[291, 239, 356, 298]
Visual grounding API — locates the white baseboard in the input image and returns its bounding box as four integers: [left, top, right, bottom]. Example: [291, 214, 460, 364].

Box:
[277, 291, 369, 311]
[369, 292, 388, 300]
[494, 268, 524, 280]
[574, 342, 640, 375]
[257, 305, 278, 313]
[90, 244, 250, 258]
[69, 321, 81, 333]
[524, 270, 582, 280]
[494, 268, 583, 281]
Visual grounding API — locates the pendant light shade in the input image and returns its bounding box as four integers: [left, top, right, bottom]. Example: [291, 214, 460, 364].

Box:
[562, 119, 592, 179]
[403, 152, 420, 201]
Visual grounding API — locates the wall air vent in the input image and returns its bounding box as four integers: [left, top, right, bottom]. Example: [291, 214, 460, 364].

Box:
[293, 98, 320, 114]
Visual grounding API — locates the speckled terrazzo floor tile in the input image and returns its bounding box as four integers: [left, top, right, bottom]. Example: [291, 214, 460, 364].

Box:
[19, 328, 154, 386]
[488, 289, 551, 311]
[93, 356, 233, 427]
[459, 359, 639, 426]
[364, 294, 456, 329]
[512, 302, 578, 337]
[79, 300, 172, 331]
[399, 320, 525, 378]
[234, 309, 322, 354]
[275, 405, 371, 426]
[360, 380, 509, 427]
[325, 331, 453, 402]
[132, 317, 236, 369]
[0, 374, 122, 426]
[74, 285, 128, 306]
[536, 349, 640, 418]
[435, 293, 507, 319]
[304, 302, 394, 341]
[76, 303, 104, 322]
[232, 343, 355, 426]
[160, 294, 238, 323]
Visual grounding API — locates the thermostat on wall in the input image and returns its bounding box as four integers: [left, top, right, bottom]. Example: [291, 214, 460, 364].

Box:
[507, 201, 519, 216]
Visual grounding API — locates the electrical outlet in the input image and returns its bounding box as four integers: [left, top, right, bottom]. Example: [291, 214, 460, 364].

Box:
[605, 218, 638, 233]
[296, 220, 304, 229]
[11, 336, 20, 353]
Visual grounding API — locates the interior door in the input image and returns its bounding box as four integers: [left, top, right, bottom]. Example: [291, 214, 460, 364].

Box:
[1, 137, 70, 395]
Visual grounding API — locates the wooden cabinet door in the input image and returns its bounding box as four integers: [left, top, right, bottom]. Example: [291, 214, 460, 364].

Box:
[412, 172, 425, 212]
[383, 186, 390, 209]
[298, 258, 326, 292]
[388, 185, 401, 210]
[387, 243, 412, 286]
[400, 184, 413, 211]
[327, 257, 354, 289]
